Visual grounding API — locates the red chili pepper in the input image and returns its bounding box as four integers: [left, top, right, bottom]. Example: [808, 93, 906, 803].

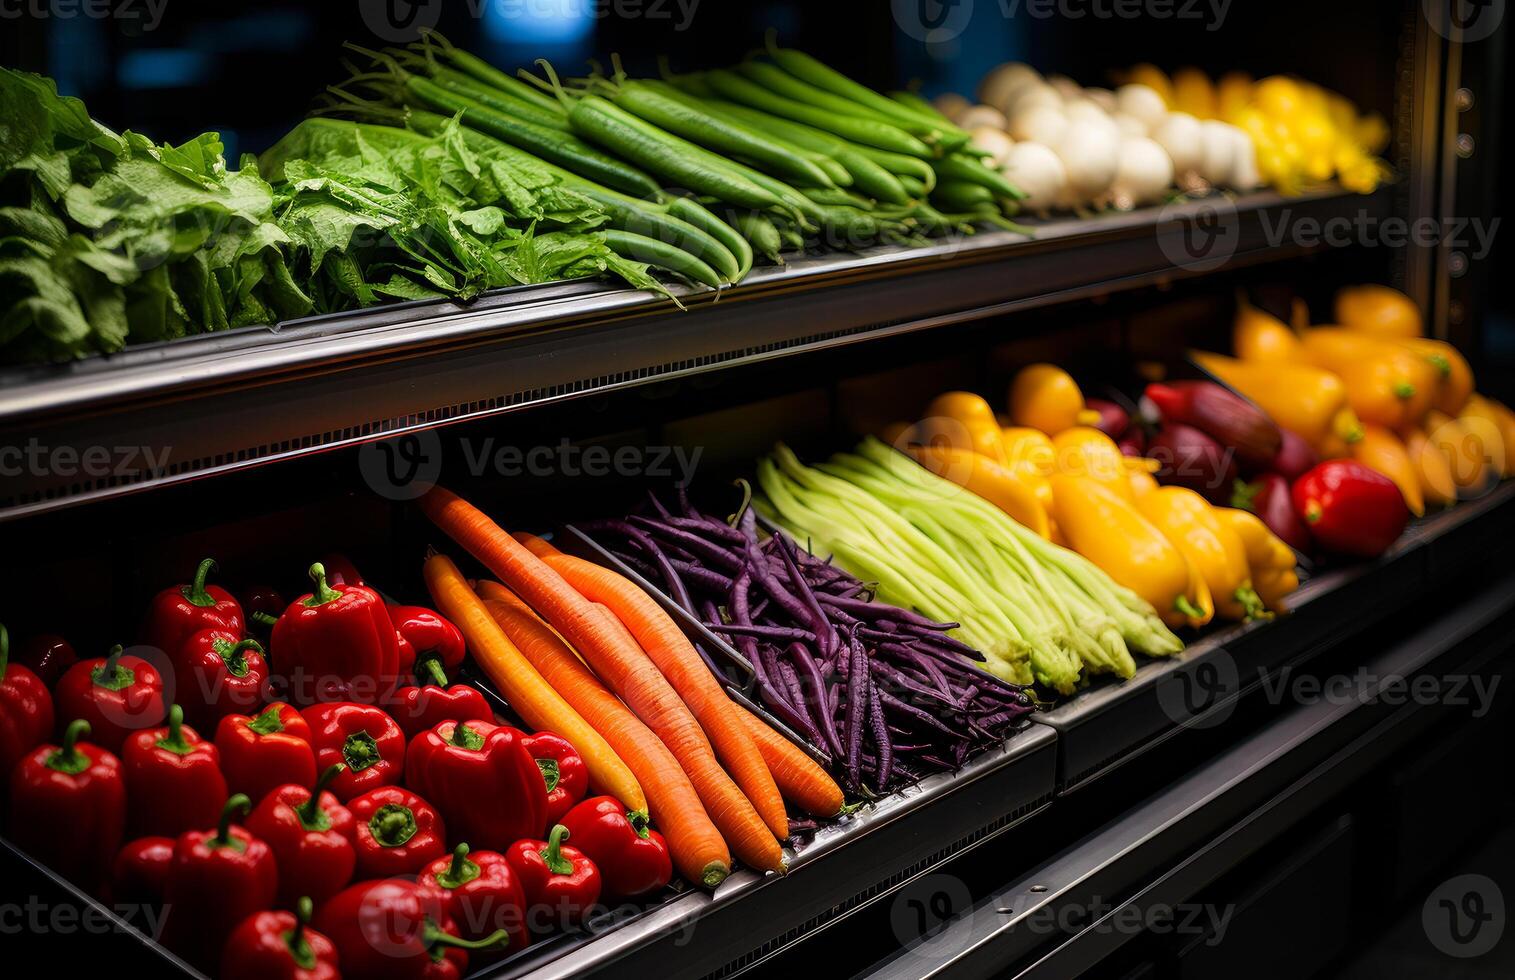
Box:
[505, 825, 602, 929]
[175, 629, 270, 732]
[6, 720, 124, 891]
[216, 702, 317, 806]
[302, 701, 405, 801]
[142, 558, 244, 657]
[406, 719, 546, 852]
[319, 553, 364, 588]
[14, 632, 76, 686]
[523, 732, 589, 827]
[246, 764, 357, 909]
[54, 645, 167, 753]
[161, 794, 279, 969]
[419, 843, 530, 951]
[389, 605, 467, 681]
[1292, 460, 1409, 558]
[110, 835, 176, 907]
[315, 879, 508, 980]
[274, 563, 401, 705]
[123, 704, 227, 838]
[0, 624, 55, 781]
[221, 897, 340, 980]
[349, 785, 447, 878]
[559, 796, 673, 900]
[393, 660, 494, 740]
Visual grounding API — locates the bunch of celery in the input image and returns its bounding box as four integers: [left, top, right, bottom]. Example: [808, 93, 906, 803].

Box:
[755, 437, 1183, 694]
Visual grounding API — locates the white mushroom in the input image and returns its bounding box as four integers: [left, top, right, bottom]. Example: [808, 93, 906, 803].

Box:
[1008, 103, 1068, 145]
[1109, 136, 1175, 208]
[1151, 111, 1204, 177]
[1115, 83, 1167, 132]
[1000, 141, 1069, 212]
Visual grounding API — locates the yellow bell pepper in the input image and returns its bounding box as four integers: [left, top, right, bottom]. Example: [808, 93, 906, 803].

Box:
[1395, 337, 1473, 416]
[1138, 487, 1266, 622]
[1128, 467, 1159, 499]
[1426, 409, 1495, 490]
[1233, 295, 1302, 362]
[1213, 507, 1297, 572]
[1334, 284, 1422, 338]
[1404, 425, 1458, 508]
[1007, 364, 1100, 436]
[1352, 425, 1425, 517]
[907, 444, 1052, 539]
[1295, 329, 1438, 429]
[1192, 351, 1364, 451]
[1458, 395, 1513, 478]
[1253, 567, 1300, 612]
[922, 391, 1007, 462]
[999, 426, 1056, 507]
[1048, 474, 1211, 628]
[1051, 426, 1133, 501]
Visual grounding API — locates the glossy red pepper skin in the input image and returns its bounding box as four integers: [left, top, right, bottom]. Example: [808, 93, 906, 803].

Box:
[349, 785, 447, 878]
[274, 563, 400, 705]
[407, 719, 547, 851]
[315, 879, 507, 980]
[216, 703, 317, 805]
[390, 605, 466, 678]
[319, 553, 364, 588]
[393, 667, 494, 740]
[302, 701, 405, 801]
[0, 624, 55, 780]
[505, 825, 602, 929]
[54, 646, 167, 753]
[559, 796, 673, 900]
[123, 705, 227, 838]
[419, 844, 530, 950]
[15, 633, 76, 686]
[161, 795, 279, 970]
[523, 732, 589, 827]
[7, 720, 125, 891]
[110, 835, 176, 907]
[175, 629, 270, 731]
[142, 558, 245, 658]
[1234, 472, 1314, 553]
[1292, 460, 1409, 559]
[246, 765, 357, 909]
[221, 898, 341, 980]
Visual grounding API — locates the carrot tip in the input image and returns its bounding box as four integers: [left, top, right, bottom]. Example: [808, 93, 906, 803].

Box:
[702, 863, 731, 889]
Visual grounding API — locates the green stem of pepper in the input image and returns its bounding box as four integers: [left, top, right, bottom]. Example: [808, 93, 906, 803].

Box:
[539, 824, 575, 875]
[297, 764, 345, 831]
[246, 703, 286, 736]
[214, 638, 263, 678]
[303, 563, 343, 607]
[46, 719, 92, 775]
[212, 794, 252, 851]
[183, 558, 220, 608]
[156, 705, 194, 755]
[91, 645, 135, 692]
[284, 897, 317, 971]
[420, 657, 449, 688]
[0, 623, 9, 678]
[434, 842, 481, 889]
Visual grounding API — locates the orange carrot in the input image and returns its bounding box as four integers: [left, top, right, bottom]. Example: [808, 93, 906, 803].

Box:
[540, 552, 789, 841]
[416, 486, 783, 875]
[479, 586, 731, 888]
[422, 555, 643, 812]
[733, 705, 844, 818]
[513, 532, 562, 557]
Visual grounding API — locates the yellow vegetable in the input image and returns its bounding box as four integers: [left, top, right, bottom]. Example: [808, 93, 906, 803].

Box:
[1138, 487, 1265, 622]
[1463, 394, 1515, 473]
[1048, 474, 1210, 628]
[999, 426, 1056, 506]
[1171, 67, 1217, 118]
[907, 445, 1052, 539]
[1352, 425, 1425, 517]
[1192, 351, 1363, 450]
[1426, 409, 1496, 490]
[1128, 467, 1159, 500]
[1051, 426, 1133, 501]
[1233, 295, 1301, 362]
[1404, 426, 1457, 508]
[1213, 507, 1297, 572]
[1334, 285, 1422, 338]
[921, 391, 1007, 462]
[1253, 567, 1299, 612]
[1295, 328, 1437, 429]
[1008, 364, 1100, 436]
[1396, 337, 1473, 416]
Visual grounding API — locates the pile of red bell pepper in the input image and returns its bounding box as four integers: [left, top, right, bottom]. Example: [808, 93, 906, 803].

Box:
[0, 555, 674, 979]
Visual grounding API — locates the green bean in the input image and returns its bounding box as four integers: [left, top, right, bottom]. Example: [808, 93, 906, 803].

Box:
[420, 65, 569, 130]
[888, 89, 954, 124]
[802, 187, 875, 209]
[419, 35, 566, 116]
[666, 196, 752, 281]
[765, 44, 970, 146]
[738, 61, 941, 140]
[609, 80, 836, 189]
[931, 180, 995, 211]
[897, 174, 927, 199]
[932, 152, 1026, 200]
[404, 77, 661, 197]
[773, 219, 804, 250]
[730, 211, 784, 264]
[603, 229, 722, 288]
[810, 154, 852, 187]
[705, 69, 931, 158]
[848, 142, 938, 191]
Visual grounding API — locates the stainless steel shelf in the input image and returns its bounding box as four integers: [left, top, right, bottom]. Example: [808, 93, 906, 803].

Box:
[0, 187, 1386, 521]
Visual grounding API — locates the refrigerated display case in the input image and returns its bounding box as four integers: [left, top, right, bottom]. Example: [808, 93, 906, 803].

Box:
[2, 2, 1511, 978]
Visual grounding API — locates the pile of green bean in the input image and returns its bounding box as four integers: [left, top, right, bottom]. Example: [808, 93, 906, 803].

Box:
[336, 31, 1027, 290]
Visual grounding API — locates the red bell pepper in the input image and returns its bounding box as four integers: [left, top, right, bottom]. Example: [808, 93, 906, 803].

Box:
[393, 660, 494, 740]
[161, 794, 279, 969]
[6, 719, 124, 891]
[523, 732, 589, 827]
[142, 557, 244, 657]
[176, 629, 270, 731]
[389, 604, 466, 681]
[54, 645, 167, 753]
[14, 632, 76, 686]
[1292, 460, 1409, 559]
[246, 764, 356, 909]
[349, 785, 447, 878]
[407, 719, 546, 852]
[110, 835, 176, 907]
[216, 702, 317, 806]
[273, 562, 401, 705]
[559, 796, 673, 900]
[221, 897, 340, 980]
[1233, 473, 1314, 553]
[123, 704, 227, 838]
[0, 623, 55, 781]
[319, 553, 364, 587]
[302, 701, 405, 801]
[315, 879, 508, 980]
[505, 825, 601, 929]
[419, 843, 530, 950]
